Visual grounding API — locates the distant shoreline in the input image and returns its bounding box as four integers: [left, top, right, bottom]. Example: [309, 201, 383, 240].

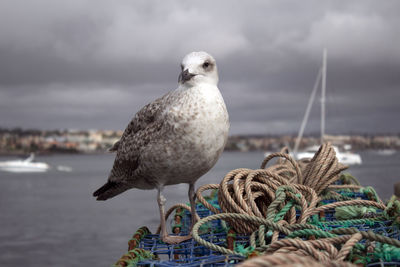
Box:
[0, 147, 398, 157]
[1, 128, 399, 155]
[0, 150, 107, 157]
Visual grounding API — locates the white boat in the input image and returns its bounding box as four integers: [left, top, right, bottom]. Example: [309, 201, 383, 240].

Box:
[295, 145, 362, 165]
[292, 49, 362, 165]
[0, 153, 49, 173]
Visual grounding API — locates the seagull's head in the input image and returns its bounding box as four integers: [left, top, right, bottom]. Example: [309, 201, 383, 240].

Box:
[178, 51, 218, 87]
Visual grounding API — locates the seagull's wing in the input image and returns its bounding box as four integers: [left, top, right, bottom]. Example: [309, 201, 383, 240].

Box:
[116, 93, 169, 160]
[93, 92, 171, 200]
[109, 94, 167, 152]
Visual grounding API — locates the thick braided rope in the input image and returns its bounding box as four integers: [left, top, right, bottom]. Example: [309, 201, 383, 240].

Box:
[195, 143, 350, 234]
[196, 183, 220, 214]
[302, 144, 348, 194]
[195, 144, 396, 234]
[330, 228, 400, 248]
[190, 143, 399, 266]
[261, 234, 363, 265]
[310, 200, 386, 216]
[267, 238, 331, 261]
[113, 143, 400, 267]
[260, 152, 302, 183]
[336, 233, 363, 261]
[262, 230, 400, 266]
[285, 227, 400, 250]
[237, 253, 356, 267]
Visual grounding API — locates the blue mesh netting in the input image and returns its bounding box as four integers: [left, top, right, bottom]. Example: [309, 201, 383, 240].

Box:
[137, 232, 247, 266]
[177, 203, 225, 235]
[128, 185, 400, 266]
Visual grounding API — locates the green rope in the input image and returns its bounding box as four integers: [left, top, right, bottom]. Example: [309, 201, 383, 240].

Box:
[235, 244, 256, 258]
[339, 173, 361, 185]
[172, 223, 182, 232]
[360, 186, 381, 202]
[335, 205, 377, 220]
[114, 248, 155, 267]
[311, 216, 384, 228]
[266, 186, 303, 222]
[287, 228, 336, 239]
[384, 196, 400, 221]
[192, 185, 400, 258]
[116, 173, 400, 266]
[266, 189, 288, 221]
[274, 200, 294, 222]
[286, 223, 320, 231]
[115, 227, 154, 267]
[174, 208, 185, 217]
[128, 227, 150, 245]
[367, 243, 400, 263]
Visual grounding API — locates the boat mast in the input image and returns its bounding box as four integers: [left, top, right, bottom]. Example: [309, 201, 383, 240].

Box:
[321, 48, 327, 144]
[293, 68, 322, 155]
[293, 49, 327, 155]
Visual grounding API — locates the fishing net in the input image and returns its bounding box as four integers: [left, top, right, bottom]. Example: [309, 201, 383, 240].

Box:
[113, 144, 400, 267]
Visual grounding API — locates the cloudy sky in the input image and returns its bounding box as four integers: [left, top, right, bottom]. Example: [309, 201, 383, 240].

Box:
[0, 0, 399, 135]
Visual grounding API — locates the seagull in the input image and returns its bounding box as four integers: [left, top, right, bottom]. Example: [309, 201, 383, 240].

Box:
[93, 51, 229, 244]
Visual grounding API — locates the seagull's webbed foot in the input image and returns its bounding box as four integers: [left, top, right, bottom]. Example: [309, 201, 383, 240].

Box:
[161, 234, 192, 245]
[156, 183, 200, 245]
[157, 186, 194, 245]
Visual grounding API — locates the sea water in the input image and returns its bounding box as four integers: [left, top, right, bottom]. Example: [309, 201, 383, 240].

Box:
[0, 151, 399, 266]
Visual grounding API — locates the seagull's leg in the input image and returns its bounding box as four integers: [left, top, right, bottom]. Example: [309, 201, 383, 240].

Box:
[157, 186, 191, 244]
[157, 186, 168, 238]
[188, 182, 198, 231]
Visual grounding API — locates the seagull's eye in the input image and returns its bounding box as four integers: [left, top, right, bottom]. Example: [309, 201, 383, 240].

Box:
[202, 62, 210, 69]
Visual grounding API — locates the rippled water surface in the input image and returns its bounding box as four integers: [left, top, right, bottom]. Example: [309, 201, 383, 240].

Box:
[0, 151, 399, 266]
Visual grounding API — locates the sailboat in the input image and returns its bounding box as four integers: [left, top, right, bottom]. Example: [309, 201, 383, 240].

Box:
[292, 49, 362, 165]
[295, 144, 362, 165]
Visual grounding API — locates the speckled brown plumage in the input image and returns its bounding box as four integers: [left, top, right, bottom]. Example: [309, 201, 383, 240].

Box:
[94, 51, 229, 244]
[93, 51, 229, 202]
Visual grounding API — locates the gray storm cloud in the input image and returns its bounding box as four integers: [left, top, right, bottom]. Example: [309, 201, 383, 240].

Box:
[0, 0, 399, 134]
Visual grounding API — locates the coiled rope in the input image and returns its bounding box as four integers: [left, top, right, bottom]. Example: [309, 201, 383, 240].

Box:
[237, 253, 356, 267]
[191, 143, 400, 266]
[114, 143, 400, 266]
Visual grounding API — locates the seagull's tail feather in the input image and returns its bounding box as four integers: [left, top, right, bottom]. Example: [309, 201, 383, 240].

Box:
[108, 140, 120, 153]
[93, 181, 129, 201]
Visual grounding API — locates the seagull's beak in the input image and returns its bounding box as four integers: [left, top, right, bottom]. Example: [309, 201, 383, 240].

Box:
[179, 69, 196, 84]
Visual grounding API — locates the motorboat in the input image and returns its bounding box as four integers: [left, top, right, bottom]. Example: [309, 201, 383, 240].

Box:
[0, 153, 49, 173]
